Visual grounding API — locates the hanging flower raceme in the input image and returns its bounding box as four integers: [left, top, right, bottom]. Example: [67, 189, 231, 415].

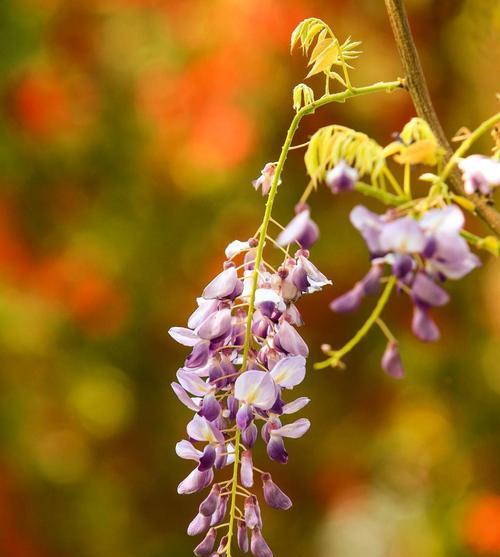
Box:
[329, 204, 480, 373]
[169, 212, 330, 555]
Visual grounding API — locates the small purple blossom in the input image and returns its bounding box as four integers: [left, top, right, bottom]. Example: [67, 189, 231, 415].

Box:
[459, 154, 500, 195]
[253, 162, 281, 196]
[381, 341, 404, 379]
[276, 206, 319, 249]
[326, 160, 359, 193]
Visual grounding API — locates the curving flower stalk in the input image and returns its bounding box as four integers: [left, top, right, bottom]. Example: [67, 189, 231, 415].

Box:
[169, 77, 404, 557]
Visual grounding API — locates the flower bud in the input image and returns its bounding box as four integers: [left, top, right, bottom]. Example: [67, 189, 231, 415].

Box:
[242, 423, 258, 448]
[412, 305, 440, 342]
[236, 404, 254, 430]
[237, 520, 249, 553]
[216, 535, 228, 554]
[227, 395, 238, 420]
[329, 282, 364, 313]
[381, 341, 404, 379]
[326, 160, 358, 194]
[194, 528, 217, 556]
[200, 394, 221, 422]
[240, 450, 254, 488]
[262, 473, 292, 510]
[250, 527, 273, 557]
[210, 494, 229, 526]
[199, 484, 221, 517]
[187, 512, 211, 536]
[244, 496, 262, 529]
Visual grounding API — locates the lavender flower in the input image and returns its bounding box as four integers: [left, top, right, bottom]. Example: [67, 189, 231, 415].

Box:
[277, 206, 319, 249]
[253, 162, 281, 196]
[326, 160, 359, 193]
[458, 155, 500, 195]
[169, 217, 331, 555]
[331, 204, 481, 373]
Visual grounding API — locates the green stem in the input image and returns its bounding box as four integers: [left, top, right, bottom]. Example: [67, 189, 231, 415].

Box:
[224, 78, 403, 556]
[440, 111, 500, 183]
[314, 276, 397, 370]
[354, 181, 407, 205]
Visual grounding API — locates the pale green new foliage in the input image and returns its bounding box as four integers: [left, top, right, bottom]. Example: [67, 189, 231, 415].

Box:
[290, 18, 361, 86]
[293, 83, 315, 111]
[305, 125, 387, 186]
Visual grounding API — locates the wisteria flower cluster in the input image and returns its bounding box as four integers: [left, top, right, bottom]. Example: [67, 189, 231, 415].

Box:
[169, 215, 330, 555]
[329, 203, 480, 376]
[169, 16, 499, 556]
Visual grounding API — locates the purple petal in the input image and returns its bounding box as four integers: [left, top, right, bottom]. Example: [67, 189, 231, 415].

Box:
[326, 160, 358, 193]
[274, 320, 309, 357]
[244, 496, 262, 529]
[411, 305, 440, 342]
[175, 440, 203, 461]
[188, 298, 219, 330]
[196, 308, 232, 341]
[199, 484, 221, 517]
[186, 341, 210, 369]
[419, 205, 464, 235]
[202, 267, 238, 299]
[270, 355, 306, 389]
[168, 327, 200, 346]
[282, 396, 310, 415]
[177, 369, 211, 397]
[329, 282, 364, 313]
[266, 435, 288, 464]
[381, 341, 405, 379]
[262, 473, 292, 510]
[428, 233, 480, 279]
[198, 444, 216, 472]
[187, 415, 223, 443]
[272, 418, 310, 439]
[250, 527, 273, 557]
[412, 272, 449, 307]
[187, 512, 211, 536]
[379, 216, 426, 254]
[234, 371, 278, 409]
[194, 528, 217, 557]
[350, 205, 384, 254]
[177, 467, 214, 495]
[200, 394, 221, 422]
[237, 521, 249, 553]
[236, 404, 254, 430]
[241, 423, 258, 448]
[171, 382, 201, 412]
[210, 494, 229, 526]
[361, 264, 382, 295]
[392, 254, 414, 279]
[240, 450, 254, 488]
[277, 209, 319, 249]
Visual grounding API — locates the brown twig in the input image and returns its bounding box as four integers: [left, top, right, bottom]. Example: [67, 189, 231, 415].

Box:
[384, 0, 500, 236]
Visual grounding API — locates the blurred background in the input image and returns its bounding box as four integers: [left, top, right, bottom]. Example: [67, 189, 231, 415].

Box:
[0, 0, 499, 556]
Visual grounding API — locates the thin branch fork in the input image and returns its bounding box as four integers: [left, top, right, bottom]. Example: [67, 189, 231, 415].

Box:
[384, 0, 500, 236]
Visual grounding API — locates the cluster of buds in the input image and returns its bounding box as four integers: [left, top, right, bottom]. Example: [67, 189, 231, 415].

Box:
[330, 204, 480, 377]
[169, 198, 331, 556]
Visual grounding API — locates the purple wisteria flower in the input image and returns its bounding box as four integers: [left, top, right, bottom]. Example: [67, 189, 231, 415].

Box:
[458, 155, 500, 195]
[330, 203, 480, 374]
[253, 162, 281, 196]
[277, 204, 319, 249]
[326, 160, 359, 194]
[169, 217, 331, 555]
